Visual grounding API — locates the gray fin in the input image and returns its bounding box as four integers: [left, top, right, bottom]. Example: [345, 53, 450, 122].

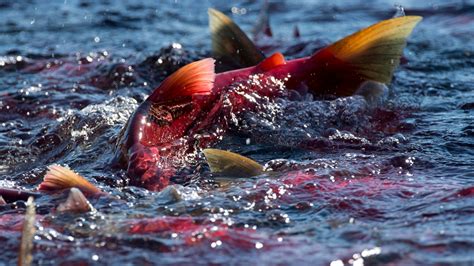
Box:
[208, 8, 265, 70]
[0, 195, 6, 205]
[252, 0, 272, 38]
[57, 188, 94, 213]
[203, 148, 263, 178]
[19, 197, 35, 266]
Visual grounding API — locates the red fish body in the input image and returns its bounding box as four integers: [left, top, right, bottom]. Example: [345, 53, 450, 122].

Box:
[113, 16, 422, 191]
[114, 58, 289, 190]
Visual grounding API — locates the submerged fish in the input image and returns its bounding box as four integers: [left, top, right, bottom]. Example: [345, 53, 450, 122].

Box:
[110, 10, 421, 191]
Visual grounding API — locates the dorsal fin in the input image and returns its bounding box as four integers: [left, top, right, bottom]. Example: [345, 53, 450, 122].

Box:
[57, 188, 94, 213]
[0, 195, 5, 205]
[148, 58, 215, 103]
[293, 25, 301, 38]
[257, 52, 286, 71]
[306, 16, 422, 96]
[252, 0, 272, 38]
[203, 149, 263, 178]
[38, 165, 102, 195]
[208, 8, 265, 70]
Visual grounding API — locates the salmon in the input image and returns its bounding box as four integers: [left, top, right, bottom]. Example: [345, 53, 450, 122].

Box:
[38, 10, 422, 192]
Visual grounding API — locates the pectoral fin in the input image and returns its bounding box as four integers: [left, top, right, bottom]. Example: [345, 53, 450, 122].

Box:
[203, 148, 263, 178]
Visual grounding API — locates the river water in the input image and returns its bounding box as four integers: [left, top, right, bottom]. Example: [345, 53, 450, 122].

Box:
[1, 0, 473, 265]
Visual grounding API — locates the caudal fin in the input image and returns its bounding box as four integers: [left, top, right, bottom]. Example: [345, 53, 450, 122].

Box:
[208, 8, 265, 70]
[203, 149, 263, 178]
[306, 16, 422, 96]
[38, 165, 102, 195]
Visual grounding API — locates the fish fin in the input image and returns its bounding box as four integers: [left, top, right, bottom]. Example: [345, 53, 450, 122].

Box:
[148, 58, 215, 102]
[252, 0, 272, 38]
[38, 165, 101, 195]
[208, 8, 265, 69]
[203, 149, 263, 178]
[18, 196, 35, 266]
[57, 188, 94, 213]
[0, 195, 5, 205]
[293, 25, 301, 38]
[257, 52, 286, 71]
[306, 16, 422, 96]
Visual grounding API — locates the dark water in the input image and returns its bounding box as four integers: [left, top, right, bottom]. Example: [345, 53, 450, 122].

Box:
[1, 0, 474, 265]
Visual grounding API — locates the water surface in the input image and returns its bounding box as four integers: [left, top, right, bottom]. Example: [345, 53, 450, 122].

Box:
[1, 0, 473, 265]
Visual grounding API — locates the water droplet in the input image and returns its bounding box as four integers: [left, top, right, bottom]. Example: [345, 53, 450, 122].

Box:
[330, 260, 344, 266]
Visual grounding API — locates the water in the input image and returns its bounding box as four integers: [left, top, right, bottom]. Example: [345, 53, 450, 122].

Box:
[1, 0, 474, 265]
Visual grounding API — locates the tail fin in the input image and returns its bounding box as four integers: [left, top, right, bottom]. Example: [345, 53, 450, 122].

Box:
[306, 16, 422, 96]
[38, 165, 102, 195]
[203, 149, 263, 178]
[208, 8, 265, 70]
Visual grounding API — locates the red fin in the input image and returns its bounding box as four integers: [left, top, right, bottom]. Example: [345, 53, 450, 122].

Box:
[148, 58, 215, 103]
[304, 16, 422, 96]
[38, 165, 102, 195]
[257, 52, 286, 72]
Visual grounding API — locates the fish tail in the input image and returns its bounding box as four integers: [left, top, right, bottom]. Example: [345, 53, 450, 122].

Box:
[38, 165, 102, 195]
[305, 16, 422, 96]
